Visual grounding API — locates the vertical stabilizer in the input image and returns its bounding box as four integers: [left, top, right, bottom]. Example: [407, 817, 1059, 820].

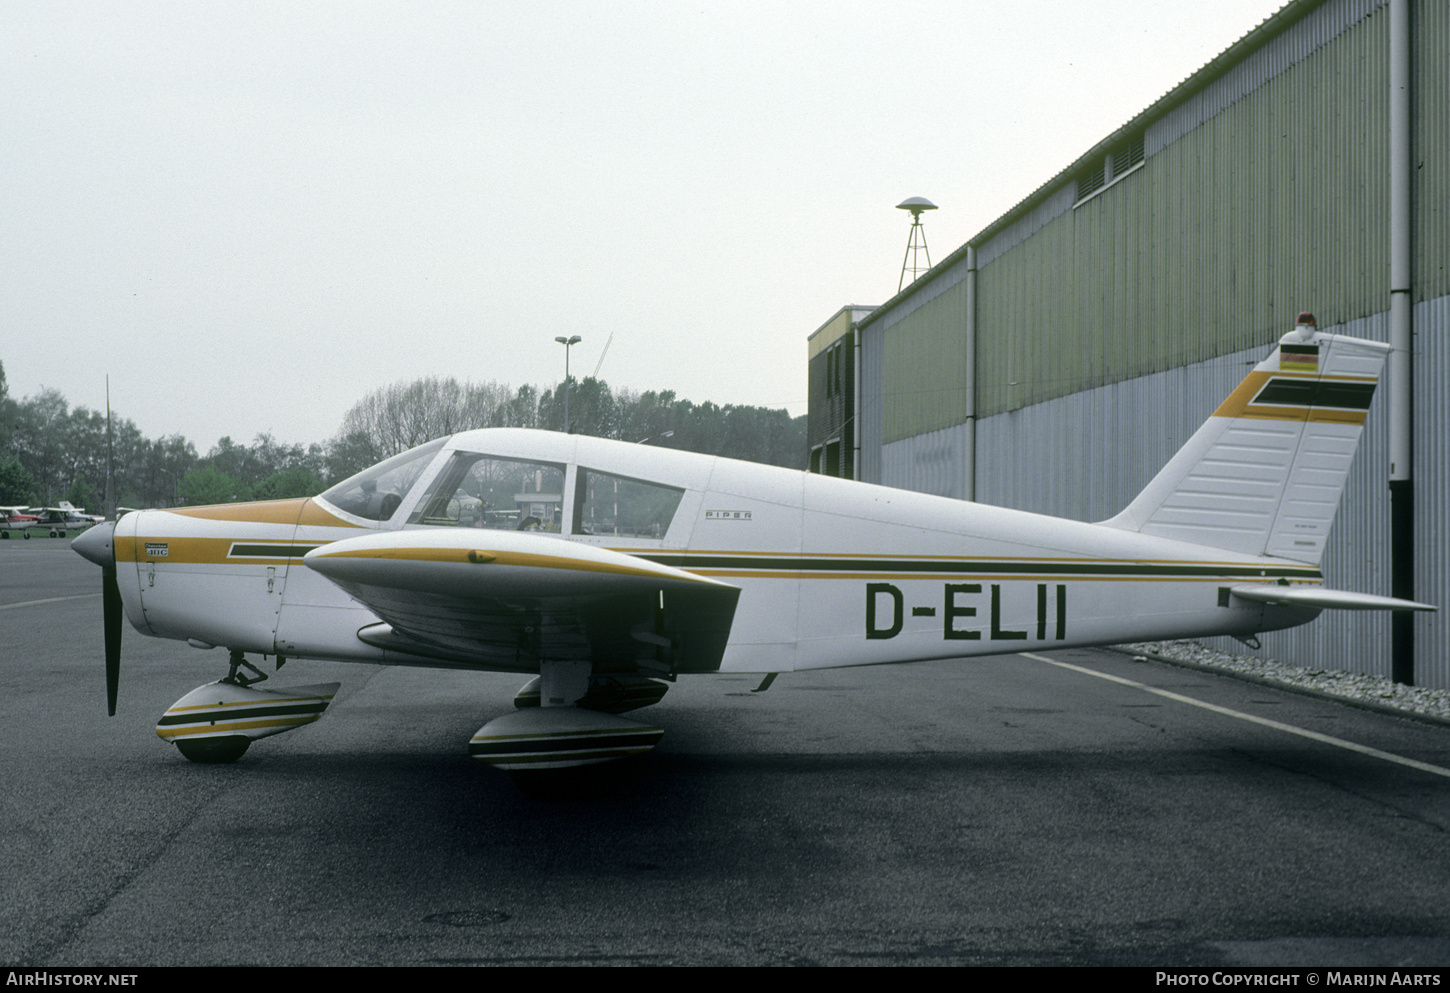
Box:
[1102, 319, 1389, 565]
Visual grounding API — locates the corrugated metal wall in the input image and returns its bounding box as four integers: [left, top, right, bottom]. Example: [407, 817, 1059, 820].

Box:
[973, 0, 1389, 419]
[880, 423, 974, 500]
[881, 276, 972, 443]
[971, 308, 1450, 686]
[850, 0, 1450, 686]
[973, 348, 1255, 521]
[1405, 294, 1450, 688]
[859, 322, 883, 484]
[1150, 0, 1383, 153]
[1414, 0, 1449, 300]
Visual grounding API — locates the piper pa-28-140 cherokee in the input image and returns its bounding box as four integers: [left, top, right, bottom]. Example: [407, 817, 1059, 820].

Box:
[72, 318, 1433, 787]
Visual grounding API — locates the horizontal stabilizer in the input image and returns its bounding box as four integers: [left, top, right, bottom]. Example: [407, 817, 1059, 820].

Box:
[1231, 585, 1435, 612]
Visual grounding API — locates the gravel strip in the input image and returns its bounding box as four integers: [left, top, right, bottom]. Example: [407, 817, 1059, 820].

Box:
[1115, 640, 1450, 725]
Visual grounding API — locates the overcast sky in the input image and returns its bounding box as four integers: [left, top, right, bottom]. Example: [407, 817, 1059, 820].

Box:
[3, 0, 1289, 453]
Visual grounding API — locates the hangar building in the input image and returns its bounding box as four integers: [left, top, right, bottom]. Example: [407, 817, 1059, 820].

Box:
[807, 0, 1449, 688]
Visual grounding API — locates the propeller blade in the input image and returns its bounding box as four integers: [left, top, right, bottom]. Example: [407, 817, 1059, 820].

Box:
[103, 565, 122, 716]
[74, 522, 122, 716]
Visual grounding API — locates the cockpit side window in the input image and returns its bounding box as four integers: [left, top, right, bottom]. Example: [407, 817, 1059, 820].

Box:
[318, 437, 447, 523]
[572, 468, 683, 540]
[407, 452, 567, 532]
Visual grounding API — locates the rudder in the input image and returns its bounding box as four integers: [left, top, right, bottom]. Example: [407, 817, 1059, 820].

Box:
[1101, 317, 1389, 566]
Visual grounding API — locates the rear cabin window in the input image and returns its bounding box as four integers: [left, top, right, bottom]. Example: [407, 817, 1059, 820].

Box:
[572, 468, 683, 540]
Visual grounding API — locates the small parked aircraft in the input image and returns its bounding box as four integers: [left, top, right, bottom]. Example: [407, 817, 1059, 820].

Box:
[1, 506, 39, 538]
[61, 501, 106, 524]
[30, 503, 101, 538]
[72, 318, 1432, 786]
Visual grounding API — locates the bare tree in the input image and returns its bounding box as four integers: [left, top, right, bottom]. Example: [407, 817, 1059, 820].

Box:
[338, 378, 513, 457]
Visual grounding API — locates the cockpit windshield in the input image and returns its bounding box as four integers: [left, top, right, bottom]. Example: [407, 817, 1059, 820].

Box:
[318, 437, 447, 522]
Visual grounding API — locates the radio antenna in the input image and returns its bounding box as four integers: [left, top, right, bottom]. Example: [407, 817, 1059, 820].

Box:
[896, 197, 937, 292]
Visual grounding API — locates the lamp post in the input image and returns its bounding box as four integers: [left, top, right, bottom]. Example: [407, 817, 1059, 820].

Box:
[554, 335, 581, 433]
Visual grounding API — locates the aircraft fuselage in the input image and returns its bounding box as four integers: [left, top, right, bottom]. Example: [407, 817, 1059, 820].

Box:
[108, 428, 1317, 676]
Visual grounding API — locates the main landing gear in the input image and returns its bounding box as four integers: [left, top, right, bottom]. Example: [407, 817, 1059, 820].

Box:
[469, 660, 669, 795]
[156, 650, 340, 764]
[153, 653, 668, 791]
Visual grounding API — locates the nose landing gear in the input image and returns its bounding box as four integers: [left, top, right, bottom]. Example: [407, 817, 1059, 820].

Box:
[157, 651, 340, 764]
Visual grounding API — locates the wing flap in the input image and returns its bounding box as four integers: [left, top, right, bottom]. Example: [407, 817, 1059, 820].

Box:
[304, 529, 739, 673]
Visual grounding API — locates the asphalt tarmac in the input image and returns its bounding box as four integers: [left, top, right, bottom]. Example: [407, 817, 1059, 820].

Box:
[4, 537, 1450, 967]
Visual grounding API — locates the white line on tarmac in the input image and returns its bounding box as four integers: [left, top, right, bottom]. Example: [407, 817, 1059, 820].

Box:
[0, 593, 101, 611]
[1022, 651, 1450, 780]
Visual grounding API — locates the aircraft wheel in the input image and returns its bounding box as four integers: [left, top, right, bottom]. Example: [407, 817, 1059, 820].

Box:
[23, 531, 30, 539]
[175, 736, 251, 764]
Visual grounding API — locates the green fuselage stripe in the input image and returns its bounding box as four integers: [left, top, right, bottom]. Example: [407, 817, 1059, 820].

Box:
[636, 553, 1318, 581]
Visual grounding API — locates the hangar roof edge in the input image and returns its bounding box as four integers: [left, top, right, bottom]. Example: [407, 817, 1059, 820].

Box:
[858, 0, 1321, 332]
[808, 305, 878, 343]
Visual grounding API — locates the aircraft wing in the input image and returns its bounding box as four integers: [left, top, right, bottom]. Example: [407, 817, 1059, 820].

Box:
[303, 529, 740, 674]
[1231, 585, 1436, 611]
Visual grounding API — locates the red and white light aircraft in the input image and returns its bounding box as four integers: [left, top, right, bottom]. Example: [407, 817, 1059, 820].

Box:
[1, 506, 40, 538]
[72, 319, 1432, 785]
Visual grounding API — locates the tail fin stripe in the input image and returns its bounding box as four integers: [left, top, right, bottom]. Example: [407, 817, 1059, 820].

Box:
[1103, 329, 1390, 566]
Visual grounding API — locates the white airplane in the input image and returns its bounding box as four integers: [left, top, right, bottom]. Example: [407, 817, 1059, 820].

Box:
[72, 318, 1433, 787]
[59, 500, 106, 524]
[1, 506, 40, 538]
[29, 505, 99, 538]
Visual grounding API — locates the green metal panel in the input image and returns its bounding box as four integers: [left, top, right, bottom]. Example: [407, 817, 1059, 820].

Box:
[973, 9, 1390, 418]
[882, 279, 971, 443]
[807, 308, 854, 359]
[1415, 0, 1449, 301]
